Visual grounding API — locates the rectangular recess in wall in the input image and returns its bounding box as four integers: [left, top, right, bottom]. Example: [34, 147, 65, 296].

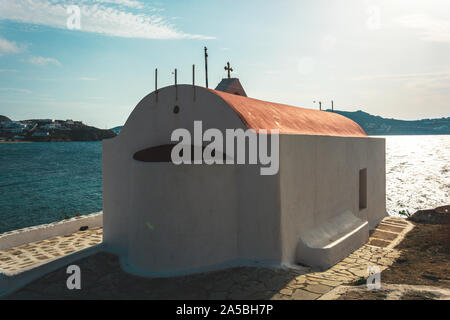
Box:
[359, 168, 367, 210]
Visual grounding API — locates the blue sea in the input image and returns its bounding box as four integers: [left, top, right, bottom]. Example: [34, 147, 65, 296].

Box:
[0, 136, 448, 234]
[0, 142, 102, 233]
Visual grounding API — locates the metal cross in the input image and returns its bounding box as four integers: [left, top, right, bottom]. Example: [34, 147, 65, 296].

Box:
[224, 62, 233, 78]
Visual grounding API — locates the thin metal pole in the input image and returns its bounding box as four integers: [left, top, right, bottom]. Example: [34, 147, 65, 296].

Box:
[193, 64, 196, 101]
[331, 100, 334, 112]
[204, 47, 209, 88]
[174, 68, 177, 86]
[175, 68, 178, 100]
[155, 68, 158, 103]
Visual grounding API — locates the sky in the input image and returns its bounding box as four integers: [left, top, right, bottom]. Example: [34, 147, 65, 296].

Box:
[0, 0, 449, 128]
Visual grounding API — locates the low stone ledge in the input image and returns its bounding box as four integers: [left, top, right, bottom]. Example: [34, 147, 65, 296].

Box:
[0, 212, 103, 251]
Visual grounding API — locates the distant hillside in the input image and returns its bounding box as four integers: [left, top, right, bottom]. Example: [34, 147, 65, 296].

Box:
[0, 118, 116, 142]
[44, 125, 116, 142]
[0, 115, 12, 122]
[329, 110, 450, 135]
[111, 112, 449, 136]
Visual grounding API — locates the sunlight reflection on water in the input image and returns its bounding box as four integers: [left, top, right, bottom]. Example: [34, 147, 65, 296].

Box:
[384, 135, 449, 217]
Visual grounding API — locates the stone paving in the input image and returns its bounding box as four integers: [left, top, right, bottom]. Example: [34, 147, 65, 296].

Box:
[0, 227, 102, 274]
[270, 217, 412, 299]
[2, 217, 413, 299]
[322, 284, 450, 300]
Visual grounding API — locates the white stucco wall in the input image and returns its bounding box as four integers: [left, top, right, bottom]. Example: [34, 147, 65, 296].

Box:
[235, 165, 282, 263]
[126, 162, 239, 274]
[278, 135, 386, 267]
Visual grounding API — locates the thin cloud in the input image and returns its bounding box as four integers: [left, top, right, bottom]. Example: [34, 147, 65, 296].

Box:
[395, 14, 450, 42]
[0, 37, 25, 56]
[95, 0, 143, 9]
[352, 71, 450, 92]
[78, 77, 98, 81]
[352, 71, 450, 81]
[0, 0, 213, 40]
[28, 56, 62, 66]
[0, 88, 32, 94]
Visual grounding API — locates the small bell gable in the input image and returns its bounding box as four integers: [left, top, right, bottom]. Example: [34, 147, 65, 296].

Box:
[215, 78, 247, 97]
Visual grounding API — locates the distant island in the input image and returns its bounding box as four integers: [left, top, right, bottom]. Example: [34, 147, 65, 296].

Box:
[0, 116, 116, 142]
[3, 110, 448, 142]
[110, 110, 449, 136]
[329, 110, 450, 135]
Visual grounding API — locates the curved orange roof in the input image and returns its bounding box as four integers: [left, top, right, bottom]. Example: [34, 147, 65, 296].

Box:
[209, 89, 367, 137]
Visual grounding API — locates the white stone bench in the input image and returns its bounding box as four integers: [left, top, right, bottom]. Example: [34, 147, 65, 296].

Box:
[296, 211, 369, 270]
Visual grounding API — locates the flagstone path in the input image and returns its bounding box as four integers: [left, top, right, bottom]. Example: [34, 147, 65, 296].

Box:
[0, 227, 102, 275]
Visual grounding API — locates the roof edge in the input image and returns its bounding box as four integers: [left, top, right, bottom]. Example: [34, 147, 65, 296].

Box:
[207, 89, 367, 138]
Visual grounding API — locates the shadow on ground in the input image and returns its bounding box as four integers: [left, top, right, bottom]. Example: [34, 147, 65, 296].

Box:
[3, 252, 306, 300]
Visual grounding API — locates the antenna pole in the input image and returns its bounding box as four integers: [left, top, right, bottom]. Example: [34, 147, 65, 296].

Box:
[204, 47, 209, 88]
[174, 68, 177, 86]
[174, 68, 178, 100]
[193, 64, 196, 101]
[155, 68, 158, 102]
